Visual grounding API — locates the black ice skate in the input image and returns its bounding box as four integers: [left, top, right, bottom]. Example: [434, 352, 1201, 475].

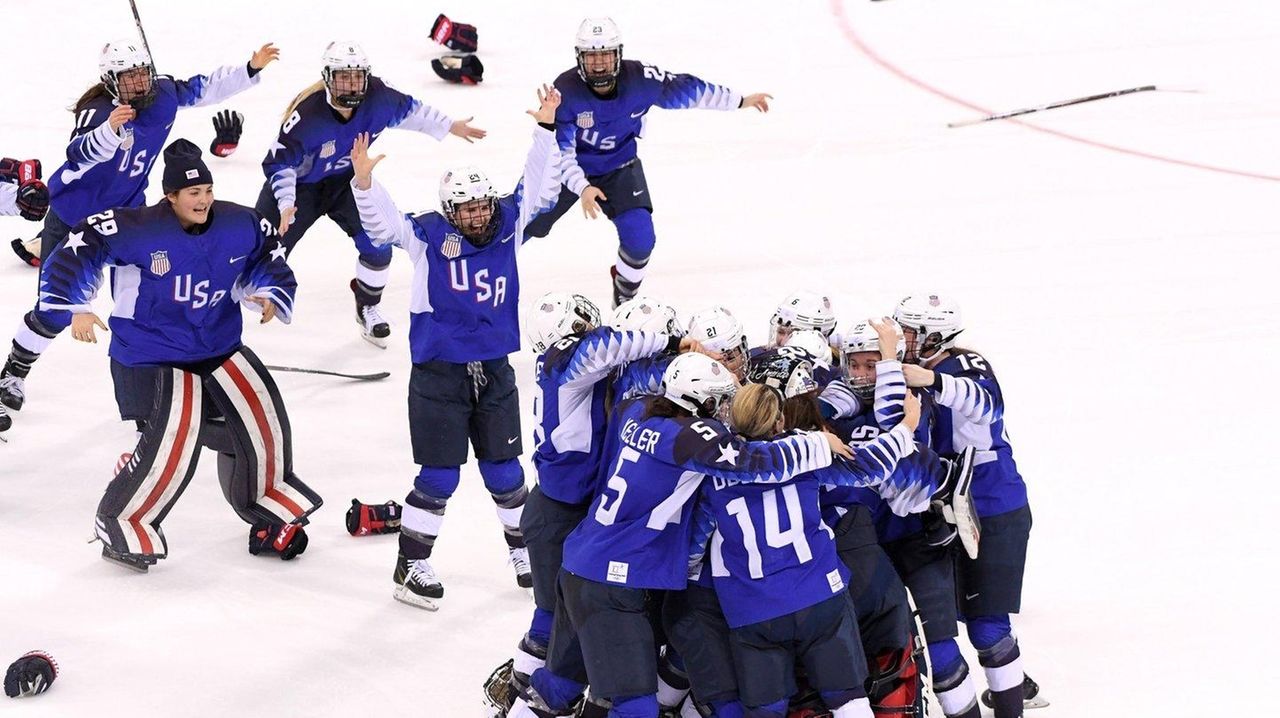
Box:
[393, 551, 443, 611]
[982, 673, 1049, 710]
[100, 544, 157, 573]
[351, 279, 390, 348]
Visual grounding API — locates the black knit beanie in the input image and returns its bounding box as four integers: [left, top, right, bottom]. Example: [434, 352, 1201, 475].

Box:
[161, 138, 212, 193]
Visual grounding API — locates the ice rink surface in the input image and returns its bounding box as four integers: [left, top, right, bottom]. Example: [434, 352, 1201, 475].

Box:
[2, 1, 1278, 715]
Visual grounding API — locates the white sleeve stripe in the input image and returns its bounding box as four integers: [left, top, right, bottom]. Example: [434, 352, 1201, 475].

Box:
[352, 179, 416, 250]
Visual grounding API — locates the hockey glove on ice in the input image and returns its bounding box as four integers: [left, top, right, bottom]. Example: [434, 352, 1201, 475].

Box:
[249, 522, 309, 560]
[4, 651, 57, 698]
[0, 158, 49, 222]
[431, 54, 484, 85]
[430, 13, 478, 53]
[346, 498, 403, 536]
[209, 110, 245, 158]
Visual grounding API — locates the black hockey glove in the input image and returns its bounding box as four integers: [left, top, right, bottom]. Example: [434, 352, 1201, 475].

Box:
[10, 237, 41, 268]
[0, 158, 48, 221]
[209, 110, 245, 158]
[4, 651, 57, 698]
[430, 13, 478, 53]
[431, 54, 484, 85]
[248, 522, 309, 560]
[345, 498, 403, 536]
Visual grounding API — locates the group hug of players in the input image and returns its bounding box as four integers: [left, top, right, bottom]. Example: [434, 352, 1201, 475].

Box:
[0, 14, 1038, 718]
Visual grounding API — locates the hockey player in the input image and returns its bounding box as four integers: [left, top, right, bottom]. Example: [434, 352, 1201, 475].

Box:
[893, 295, 1038, 718]
[514, 354, 910, 718]
[526, 17, 772, 307]
[40, 139, 320, 571]
[482, 291, 711, 715]
[689, 381, 925, 718]
[766, 290, 838, 350]
[0, 38, 278, 425]
[684, 306, 750, 381]
[609, 296, 684, 402]
[257, 41, 487, 347]
[0, 157, 48, 433]
[350, 85, 562, 610]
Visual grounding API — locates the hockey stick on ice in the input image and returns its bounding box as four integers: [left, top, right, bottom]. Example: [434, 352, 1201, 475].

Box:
[264, 365, 391, 381]
[126, 0, 157, 65]
[947, 85, 1159, 128]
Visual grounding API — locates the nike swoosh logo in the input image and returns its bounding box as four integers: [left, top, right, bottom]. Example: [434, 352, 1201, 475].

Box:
[507, 437, 519, 444]
[630, 111, 645, 118]
[632, 190, 644, 196]
[229, 255, 247, 264]
[965, 592, 980, 600]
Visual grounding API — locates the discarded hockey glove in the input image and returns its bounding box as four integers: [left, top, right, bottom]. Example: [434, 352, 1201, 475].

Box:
[0, 158, 49, 221]
[430, 13, 478, 53]
[432, 54, 484, 85]
[346, 498, 403, 536]
[209, 110, 245, 158]
[248, 522, 309, 560]
[4, 651, 57, 698]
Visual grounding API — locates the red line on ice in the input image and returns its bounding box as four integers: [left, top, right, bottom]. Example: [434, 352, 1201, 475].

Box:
[830, 0, 1280, 183]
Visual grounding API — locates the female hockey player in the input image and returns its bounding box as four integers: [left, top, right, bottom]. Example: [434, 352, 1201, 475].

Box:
[350, 84, 561, 611]
[893, 295, 1039, 718]
[481, 291, 711, 717]
[0, 156, 48, 433]
[525, 17, 772, 307]
[0, 38, 278, 427]
[257, 41, 487, 347]
[42, 139, 320, 572]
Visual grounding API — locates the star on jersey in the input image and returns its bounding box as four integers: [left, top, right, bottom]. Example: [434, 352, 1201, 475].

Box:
[63, 231, 87, 256]
[716, 443, 740, 465]
[269, 244, 287, 262]
[268, 140, 287, 157]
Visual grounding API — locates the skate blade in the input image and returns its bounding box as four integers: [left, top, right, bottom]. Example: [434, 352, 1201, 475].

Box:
[393, 585, 441, 611]
[101, 552, 152, 573]
[361, 332, 389, 350]
[1026, 697, 1050, 709]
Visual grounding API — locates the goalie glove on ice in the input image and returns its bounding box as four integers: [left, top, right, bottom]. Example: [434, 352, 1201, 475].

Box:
[430, 13, 478, 52]
[431, 54, 484, 85]
[249, 522, 309, 560]
[346, 498, 403, 536]
[209, 110, 245, 158]
[0, 158, 49, 221]
[4, 651, 57, 698]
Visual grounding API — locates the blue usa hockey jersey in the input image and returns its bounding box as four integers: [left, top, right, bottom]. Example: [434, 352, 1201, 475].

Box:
[533, 327, 675, 505]
[561, 397, 888, 591]
[553, 59, 741, 193]
[37, 201, 295, 367]
[353, 126, 562, 363]
[48, 64, 262, 226]
[263, 76, 453, 212]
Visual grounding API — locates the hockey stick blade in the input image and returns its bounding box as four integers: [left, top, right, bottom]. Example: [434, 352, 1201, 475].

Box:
[948, 84, 1159, 128]
[264, 365, 390, 381]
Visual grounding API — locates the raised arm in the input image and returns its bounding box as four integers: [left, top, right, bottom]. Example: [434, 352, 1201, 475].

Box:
[349, 132, 423, 258]
[173, 43, 278, 108]
[515, 85, 565, 242]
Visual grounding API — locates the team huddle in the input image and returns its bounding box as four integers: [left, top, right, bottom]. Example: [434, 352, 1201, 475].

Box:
[0, 14, 1038, 718]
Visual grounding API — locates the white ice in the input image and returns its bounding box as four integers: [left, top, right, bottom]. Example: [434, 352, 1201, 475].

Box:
[2, 1, 1278, 715]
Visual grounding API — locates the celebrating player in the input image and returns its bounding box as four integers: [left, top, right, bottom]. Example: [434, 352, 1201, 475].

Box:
[258, 41, 487, 347]
[350, 85, 561, 610]
[39, 139, 320, 571]
[526, 17, 772, 307]
[0, 38, 278, 427]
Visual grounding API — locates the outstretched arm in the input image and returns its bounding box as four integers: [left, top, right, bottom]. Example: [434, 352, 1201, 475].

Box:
[349, 133, 423, 258]
[174, 43, 278, 108]
[515, 85, 566, 242]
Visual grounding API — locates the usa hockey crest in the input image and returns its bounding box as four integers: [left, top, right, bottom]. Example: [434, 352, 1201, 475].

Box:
[150, 251, 171, 277]
[320, 140, 337, 159]
[441, 233, 462, 259]
[576, 111, 594, 129]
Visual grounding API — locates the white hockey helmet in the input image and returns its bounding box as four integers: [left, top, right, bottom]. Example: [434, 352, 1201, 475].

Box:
[770, 290, 837, 346]
[686, 306, 749, 378]
[611, 296, 682, 336]
[525, 292, 602, 354]
[782, 329, 834, 370]
[841, 320, 906, 401]
[321, 41, 371, 108]
[439, 166, 500, 243]
[892, 294, 963, 363]
[574, 17, 623, 88]
[662, 352, 738, 420]
[99, 39, 156, 108]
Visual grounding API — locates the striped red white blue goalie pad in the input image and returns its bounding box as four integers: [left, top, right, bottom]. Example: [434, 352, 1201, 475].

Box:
[95, 368, 205, 558]
[203, 347, 322, 525]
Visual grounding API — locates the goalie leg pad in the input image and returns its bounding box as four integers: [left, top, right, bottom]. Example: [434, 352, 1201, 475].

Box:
[96, 367, 204, 559]
[203, 347, 321, 525]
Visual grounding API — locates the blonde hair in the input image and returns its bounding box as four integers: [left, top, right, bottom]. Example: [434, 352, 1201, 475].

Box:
[731, 384, 782, 440]
[281, 80, 326, 124]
